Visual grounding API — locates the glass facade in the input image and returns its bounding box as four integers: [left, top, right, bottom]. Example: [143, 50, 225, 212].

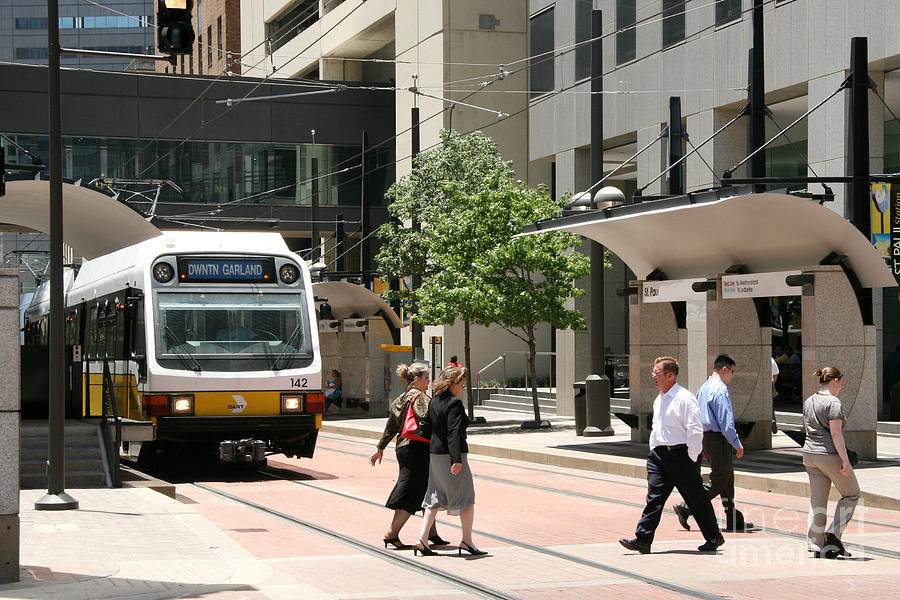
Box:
[3, 134, 394, 208]
[616, 0, 636, 65]
[529, 8, 554, 98]
[575, 0, 591, 82]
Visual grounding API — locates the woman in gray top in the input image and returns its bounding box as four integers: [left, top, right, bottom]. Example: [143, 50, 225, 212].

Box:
[802, 366, 860, 558]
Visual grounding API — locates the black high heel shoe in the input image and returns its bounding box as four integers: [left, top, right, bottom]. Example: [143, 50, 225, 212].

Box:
[458, 541, 487, 556]
[413, 543, 438, 556]
[428, 535, 450, 546]
[383, 537, 412, 550]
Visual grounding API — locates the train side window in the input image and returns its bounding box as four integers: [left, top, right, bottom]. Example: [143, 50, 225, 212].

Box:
[65, 307, 81, 346]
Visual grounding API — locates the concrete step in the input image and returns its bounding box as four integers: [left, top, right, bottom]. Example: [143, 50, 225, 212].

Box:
[19, 420, 108, 489]
[483, 394, 557, 416]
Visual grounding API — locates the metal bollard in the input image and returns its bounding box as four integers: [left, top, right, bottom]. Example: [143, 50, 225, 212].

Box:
[583, 374, 614, 437]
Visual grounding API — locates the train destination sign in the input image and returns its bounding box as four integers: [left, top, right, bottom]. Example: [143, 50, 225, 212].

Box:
[177, 258, 276, 283]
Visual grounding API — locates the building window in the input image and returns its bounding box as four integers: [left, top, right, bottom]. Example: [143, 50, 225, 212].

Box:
[716, 0, 742, 25]
[217, 16, 223, 60]
[616, 0, 636, 65]
[662, 0, 685, 48]
[265, 0, 320, 55]
[575, 0, 592, 82]
[529, 8, 554, 98]
[207, 26, 213, 68]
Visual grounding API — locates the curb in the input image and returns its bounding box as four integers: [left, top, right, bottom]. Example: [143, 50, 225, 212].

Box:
[321, 422, 900, 512]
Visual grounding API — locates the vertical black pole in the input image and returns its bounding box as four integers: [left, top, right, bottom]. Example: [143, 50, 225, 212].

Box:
[311, 157, 319, 262]
[584, 9, 613, 437]
[848, 37, 870, 237]
[410, 107, 423, 356]
[360, 130, 369, 284]
[36, 0, 78, 511]
[589, 9, 604, 378]
[335, 213, 345, 272]
[748, 0, 766, 193]
[667, 97, 684, 195]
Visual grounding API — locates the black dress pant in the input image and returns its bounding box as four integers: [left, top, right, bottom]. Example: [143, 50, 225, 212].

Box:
[703, 431, 735, 508]
[635, 445, 721, 544]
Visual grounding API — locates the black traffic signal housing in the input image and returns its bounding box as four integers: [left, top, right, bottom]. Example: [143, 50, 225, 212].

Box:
[157, 0, 195, 55]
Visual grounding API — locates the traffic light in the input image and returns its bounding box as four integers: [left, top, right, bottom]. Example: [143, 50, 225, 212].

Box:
[157, 0, 195, 55]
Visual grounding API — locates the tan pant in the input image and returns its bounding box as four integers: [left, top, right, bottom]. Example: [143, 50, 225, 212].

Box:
[802, 452, 860, 551]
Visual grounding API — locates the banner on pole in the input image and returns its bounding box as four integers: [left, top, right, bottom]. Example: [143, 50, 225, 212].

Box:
[871, 182, 900, 284]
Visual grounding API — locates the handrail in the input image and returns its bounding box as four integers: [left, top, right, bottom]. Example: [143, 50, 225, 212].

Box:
[98, 358, 122, 488]
[474, 351, 557, 397]
[474, 355, 505, 400]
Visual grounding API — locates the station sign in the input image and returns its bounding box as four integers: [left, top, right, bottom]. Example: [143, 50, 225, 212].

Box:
[642, 279, 705, 303]
[721, 270, 801, 299]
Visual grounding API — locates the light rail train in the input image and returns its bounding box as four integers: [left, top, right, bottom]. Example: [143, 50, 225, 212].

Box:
[22, 231, 324, 465]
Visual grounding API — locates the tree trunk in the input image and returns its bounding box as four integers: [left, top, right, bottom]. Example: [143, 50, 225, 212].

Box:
[527, 333, 541, 423]
[464, 319, 474, 419]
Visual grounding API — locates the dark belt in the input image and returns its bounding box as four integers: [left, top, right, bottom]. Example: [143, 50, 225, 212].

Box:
[656, 444, 687, 451]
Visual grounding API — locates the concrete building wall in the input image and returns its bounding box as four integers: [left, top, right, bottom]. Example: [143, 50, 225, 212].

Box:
[0, 270, 20, 583]
[533, 1, 900, 416]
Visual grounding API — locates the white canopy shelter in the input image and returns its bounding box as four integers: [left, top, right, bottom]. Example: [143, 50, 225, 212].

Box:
[527, 192, 896, 288]
[0, 180, 161, 259]
[312, 280, 402, 329]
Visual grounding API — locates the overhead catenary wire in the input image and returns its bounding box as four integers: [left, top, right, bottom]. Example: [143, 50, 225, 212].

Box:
[76, 0, 779, 215]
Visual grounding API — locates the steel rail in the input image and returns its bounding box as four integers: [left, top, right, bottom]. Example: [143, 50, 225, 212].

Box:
[191, 482, 519, 600]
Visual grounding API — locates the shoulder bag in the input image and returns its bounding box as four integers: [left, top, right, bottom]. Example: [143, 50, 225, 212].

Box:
[400, 394, 430, 442]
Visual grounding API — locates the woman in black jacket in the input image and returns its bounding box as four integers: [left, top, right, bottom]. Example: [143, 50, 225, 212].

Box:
[413, 365, 486, 556]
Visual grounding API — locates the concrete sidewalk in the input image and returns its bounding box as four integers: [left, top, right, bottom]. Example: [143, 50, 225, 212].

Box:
[322, 406, 900, 511]
[6, 407, 899, 599]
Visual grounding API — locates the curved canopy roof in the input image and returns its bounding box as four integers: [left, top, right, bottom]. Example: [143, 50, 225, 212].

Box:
[527, 192, 896, 288]
[312, 281, 402, 329]
[0, 180, 161, 259]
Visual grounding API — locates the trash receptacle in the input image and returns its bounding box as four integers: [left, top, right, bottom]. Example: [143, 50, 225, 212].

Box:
[573, 381, 586, 436]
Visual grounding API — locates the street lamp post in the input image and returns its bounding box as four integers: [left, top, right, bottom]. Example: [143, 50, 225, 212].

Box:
[35, 0, 78, 511]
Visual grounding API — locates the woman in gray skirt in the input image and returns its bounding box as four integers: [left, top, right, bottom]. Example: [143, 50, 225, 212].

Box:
[413, 365, 487, 556]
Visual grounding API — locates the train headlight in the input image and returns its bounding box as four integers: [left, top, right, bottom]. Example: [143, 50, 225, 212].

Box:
[279, 263, 300, 284]
[171, 395, 194, 415]
[281, 394, 303, 413]
[153, 262, 175, 283]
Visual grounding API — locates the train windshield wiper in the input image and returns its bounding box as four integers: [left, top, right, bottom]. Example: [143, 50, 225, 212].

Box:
[272, 324, 302, 371]
[163, 325, 202, 372]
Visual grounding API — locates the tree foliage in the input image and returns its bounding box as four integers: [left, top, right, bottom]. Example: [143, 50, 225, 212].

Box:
[376, 130, 595, 424]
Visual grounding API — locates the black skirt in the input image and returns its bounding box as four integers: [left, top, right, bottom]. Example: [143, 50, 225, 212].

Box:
[385, 440, 430, 514]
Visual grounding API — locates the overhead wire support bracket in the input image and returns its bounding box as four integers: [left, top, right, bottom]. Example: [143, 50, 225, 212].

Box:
[722, 75, 851, 180]
[637, 103, 750, 196]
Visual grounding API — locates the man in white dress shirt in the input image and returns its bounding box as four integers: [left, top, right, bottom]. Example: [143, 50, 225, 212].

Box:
[620, 356, 724, 554]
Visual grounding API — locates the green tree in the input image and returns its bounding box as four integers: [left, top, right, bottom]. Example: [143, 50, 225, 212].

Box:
[457, 171, 592, 426]
[375, 130, 509, 411]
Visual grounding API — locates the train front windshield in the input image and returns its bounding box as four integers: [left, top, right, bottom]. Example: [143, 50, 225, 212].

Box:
[156, 292, 311, 361]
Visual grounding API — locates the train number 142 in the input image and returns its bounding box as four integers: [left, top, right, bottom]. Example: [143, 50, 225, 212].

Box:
[291, 377, 309, 388]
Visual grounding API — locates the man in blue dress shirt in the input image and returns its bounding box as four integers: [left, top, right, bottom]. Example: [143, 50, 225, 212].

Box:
[673, 354, 754, 532]
[620, 357, 724, 554]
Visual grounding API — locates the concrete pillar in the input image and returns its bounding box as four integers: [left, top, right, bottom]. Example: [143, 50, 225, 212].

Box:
[628, 282, 688, 443]
[685, 107, 745, 193]
[706, 276, 773, 450]
[0, 269, 20, 582]
[801, 265, 877, 459]
[637, 124, 664, 195]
